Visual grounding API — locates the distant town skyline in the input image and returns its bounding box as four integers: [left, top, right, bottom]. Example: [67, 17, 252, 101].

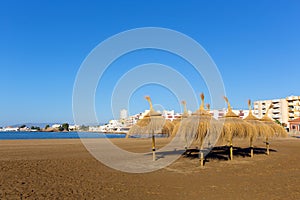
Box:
[1, 1, 300, 126]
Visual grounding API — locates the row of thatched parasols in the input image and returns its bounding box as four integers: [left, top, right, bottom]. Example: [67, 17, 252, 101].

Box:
[127, 94, 287, 165]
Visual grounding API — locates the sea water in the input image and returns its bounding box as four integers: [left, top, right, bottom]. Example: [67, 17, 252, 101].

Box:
[0, 131, 125, 140]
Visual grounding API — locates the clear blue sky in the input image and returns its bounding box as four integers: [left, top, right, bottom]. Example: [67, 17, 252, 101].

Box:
[1, 0, 300, 126]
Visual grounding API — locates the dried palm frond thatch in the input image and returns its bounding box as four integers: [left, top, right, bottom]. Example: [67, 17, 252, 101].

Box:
[174, 93, 220, 166]
[244, 99, 273, 157]
[220, 97, 256, 160]
[259, 104, 288, 155]
[127, 96, 174, 161]
[172, 100, 189, 127]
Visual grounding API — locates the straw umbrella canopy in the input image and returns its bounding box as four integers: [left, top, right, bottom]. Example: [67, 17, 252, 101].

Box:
[127, 96, 174, 161]
[172, 100, 189, 127]
[220, 97, 256, 160]
[259, 104, 288, 155]
[174, 93, 220, 166]
[206, 103, 211, 112]
[244, 99, 273, 157]
[260, 104, 287, 137]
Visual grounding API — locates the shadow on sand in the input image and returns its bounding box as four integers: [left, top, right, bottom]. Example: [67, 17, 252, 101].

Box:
[183, 146, 277, 163]
[144, 145, 277, 163]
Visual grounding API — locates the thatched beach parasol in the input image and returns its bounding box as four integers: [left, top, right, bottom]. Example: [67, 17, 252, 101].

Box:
[259, 104, 288, 155]
[174, 93, 220, 166]
[127, 96, 174, 161]
[244, 100, 273, 157]
[206, 103, 210, 112]
[221, 97, 256, 160]
[172, 100, 189, 127]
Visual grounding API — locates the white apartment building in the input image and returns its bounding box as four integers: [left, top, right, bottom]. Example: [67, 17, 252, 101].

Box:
[286, 96, 300, 121]
[138, 110, 150, 119]
[3, 127, 19, 132]
[69, 125, 80, 131]
[161, 110, 181, 121]
[253, 98, 288, 125]
[138, 109, 249, 121]
[51, 124, 61, 129]
[120, 109, 128, 120]
[209, 109, 250, 119]
[253, 96, 300, 127]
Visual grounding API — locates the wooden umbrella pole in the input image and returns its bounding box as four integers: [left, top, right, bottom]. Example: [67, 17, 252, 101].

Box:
[230, 140, 233, 161]
[250, 137, 254, 158]
[152, 134, 156, 161]
[199, 147, 204, 167]
[184, 137, 188, 152]
[266, 137, 270, 155]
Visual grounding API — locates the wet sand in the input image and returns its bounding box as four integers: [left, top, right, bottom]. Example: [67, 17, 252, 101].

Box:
[0, 137, 299, 199]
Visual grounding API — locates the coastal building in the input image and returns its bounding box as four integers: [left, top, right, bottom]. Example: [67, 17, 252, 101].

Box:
[134, 109, 250, 122]
[209, 109, 250, 119]
[289, 118, 300, 132]
[126, 115, 140, 126]
[120, 109, 128, 120]
[52, 124, 61, 129]
[89, 126, 105, 132]
[69, 125, 79, 131]
[161, 110, 181, 121]
[253, 95, 300, 127]
[3, 126, 19, 132]
[138, 110, 150, 120]
[136, 109, 184, 121]
[254, 99, 272, 118]
[95, 120, 125, 132]
[253, 98, 288, 125]
[286, 96, 300, 121]
[20, 127, 30, 131]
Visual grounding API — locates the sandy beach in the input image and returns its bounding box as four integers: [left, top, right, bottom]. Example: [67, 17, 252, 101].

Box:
[0, 137, 299, 199]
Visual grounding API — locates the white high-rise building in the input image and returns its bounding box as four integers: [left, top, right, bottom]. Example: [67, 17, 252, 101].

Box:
[286, 96, 300, 121]
[209, 109, 250, 119]
[120, 109, 128, 120]
[253, 98, 288, 125]
[253, 96, 300, 127]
